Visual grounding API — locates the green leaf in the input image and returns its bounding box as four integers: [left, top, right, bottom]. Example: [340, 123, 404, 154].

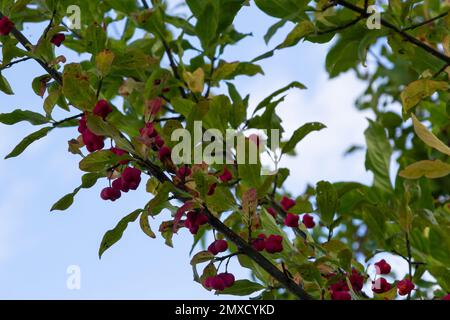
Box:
[253, 81, 306, 114]
[401, 79, 449, 112]
[51, 173, 103, 212]
[190, 250, 215, 265]
[195, 0, 219, 50]
[364, 120, 392, 192]
[278, 21, 315, 49]
[0, 109, 48, 125]
[411, 114, 450, 156]
[399, 160, 450, 179]
[218, 279, 265, 296]
[5, 127, 52, 159]
[316, 181, 338, 226]
[139, 211, 156, 238]
[62, 63, 96, 111]
[79, 150, 120, 172]
[264, 19, 287, 44]
[99, 209, 142, 258]
[0, 73, 14, 95]
[282, 122, 326, 154]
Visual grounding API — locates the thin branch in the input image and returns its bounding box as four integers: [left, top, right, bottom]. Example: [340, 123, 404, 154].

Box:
[205, 56, 216, 98]
[334, 0, 450, 65]
[52, 113, 84, 127]
[161, 39, 187, 98]
[141, 0, 150, 9]
[153, 116, 184, 122]
[0, 57, 32, 71]
[403, 10, 449, 31]
[405, 232, 412, 300]
[433, 63, 449, 78]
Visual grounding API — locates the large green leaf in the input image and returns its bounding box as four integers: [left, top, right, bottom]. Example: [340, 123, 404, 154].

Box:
[5, 127, 52, 159]
[0, 109, 48, 125]
[316, 180, 338, 226]
[218, 279, 265, 296]
[364, 120, 392, 192]
[282, 122, 326, 155]
[99, 209, 142, 258]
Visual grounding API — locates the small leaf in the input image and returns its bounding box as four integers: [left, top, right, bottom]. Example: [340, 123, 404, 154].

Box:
[79, 150, 119, 172]
[399, 160, 450, 179]
[411, 114, 450, 156]
[5, 127, 52, 159]
[139, 211, 156, 238]
[218, 280, 265, 296]
[282, 122, 326, 154]
[253, 81, 306, 114]
[50, 193, 75, 211]
[278, 21, 315, 49]
[96, 50, 115, 77]
[0, 73, 14, 95]
[183, 68, 205, 93]
[401, 79, 449, 112]
[316, 180, 338, 226]
[99, 209, 142, 258]
[0, 109, 48, 125]
[190, 250, 215, 266]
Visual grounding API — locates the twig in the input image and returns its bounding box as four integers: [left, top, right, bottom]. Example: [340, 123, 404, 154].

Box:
[153, 116, 184, 122]
[0, 57, 32, 71]
[405, 232, 412, 300]
[317, 17, 363, 35]
[205, 56, 216, 98]
[403, 11, 449, 31]
[52, 113, 84, 127]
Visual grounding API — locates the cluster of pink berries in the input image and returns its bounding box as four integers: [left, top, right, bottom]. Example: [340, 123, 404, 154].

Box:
[371, 259, 415, 297]
[267, 196, 316, 229]
[78, 100, 113, 152]
[101, 167, 142, 202]
[328, 269, 365, 300]
[204, 273, 235, 291]
[252, 234, 283, 254]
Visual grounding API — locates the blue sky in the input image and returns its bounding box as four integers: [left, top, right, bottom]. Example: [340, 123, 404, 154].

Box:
[0, 2, 407, 299]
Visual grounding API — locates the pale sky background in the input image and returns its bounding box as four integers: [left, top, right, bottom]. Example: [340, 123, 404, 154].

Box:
[0, 2, 409, 299]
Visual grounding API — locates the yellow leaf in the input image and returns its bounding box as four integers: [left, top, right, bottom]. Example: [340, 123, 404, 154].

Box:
[278, 21, 315, 49]
[183, 68, 205, 93]
[401, 79, 449, 111]
[399, 159, 450, 179]
[96, 50, 115, 77]
[412, 114, 450, 156]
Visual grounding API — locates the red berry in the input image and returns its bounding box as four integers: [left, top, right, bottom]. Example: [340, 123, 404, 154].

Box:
[0, 16, 14, 36]
[195, 213, 209, 226]
[111, 147, 129, 165]
[100, 187, 121, 201]
[204, 276, 214, 289]
[218, 273, 235, 288]
[214, 239, 228, 253]
[112, 178, 129, 193]
[331, 291, 351, 300]
[374, 259, 391, 275]
[302, 214, 315, 228]
[330, 279, 349, 293]
[208, 242, 219, 255]
[284, 213, 299, 228]
[93, 100, 113, 120]
[158, 146, 171, 160]
[210, 276, 226, 291]
[442, 294, 450, 300]
[372, 277, 392, 294]
[177, 165, 191, 180]
[82, 129, 105, 152]
[349, 268, 365, 292]
[78, 115, 87, 133]
[207, 183, 217, 196]
[252, 234, 266, 251]
[265, 235, 283, 253]
[397, 279, 414, 296]
[219, 166, 233, 183]
[267, 208, 277, 218]
[51, 33, 65, 47]
[280, 196, 295, 210]
[121, 167, 141, 190]
[154, 135, 165, 148]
